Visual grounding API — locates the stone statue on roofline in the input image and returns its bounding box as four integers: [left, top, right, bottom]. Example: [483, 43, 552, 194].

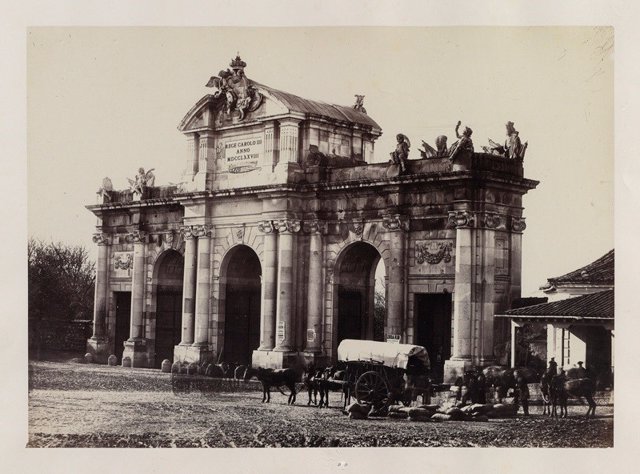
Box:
[353, 94, 367, 114]
[389, 133, 411, 173]
[128, 167, 155, 199]
[96, 177, 113, 202]
[449, 121, 474, 161]
[483, 121, 528, 160]
[420, 135, 449, 159]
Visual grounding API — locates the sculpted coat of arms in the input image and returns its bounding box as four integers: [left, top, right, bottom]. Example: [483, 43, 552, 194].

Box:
[206, 55, 263, 121]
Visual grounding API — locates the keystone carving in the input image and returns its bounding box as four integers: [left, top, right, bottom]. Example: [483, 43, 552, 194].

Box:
[236, 228, 245, 241]
[352, 219, 364, 236]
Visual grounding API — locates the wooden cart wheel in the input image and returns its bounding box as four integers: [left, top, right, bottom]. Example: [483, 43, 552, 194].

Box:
[355, 371, 389, 406]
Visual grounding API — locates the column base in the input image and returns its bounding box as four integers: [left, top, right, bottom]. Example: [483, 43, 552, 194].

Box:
[86, 336, 109, 364]
[173, 344, 214, 365]
[443, 358, 474, 384]
[122, 339, 148, 368]
[252, 349, 301, 369]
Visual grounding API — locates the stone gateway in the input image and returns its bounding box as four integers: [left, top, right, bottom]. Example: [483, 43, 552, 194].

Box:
[86, 56, 538, 382]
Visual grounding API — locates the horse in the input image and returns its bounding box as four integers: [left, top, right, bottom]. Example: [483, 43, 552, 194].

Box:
[550, 375, 597, 419]
[245, 367, 300, 404]
[483, 365, 540, 402]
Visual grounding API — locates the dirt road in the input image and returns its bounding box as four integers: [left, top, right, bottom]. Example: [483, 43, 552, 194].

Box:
[28, 361, 613, 448]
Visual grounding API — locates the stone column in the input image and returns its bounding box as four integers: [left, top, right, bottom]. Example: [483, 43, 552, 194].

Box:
[179, 226, 197, 346]
[444, 211, 475, 382]
[258, 220, 278, 351]
[87, 233, 110, 362]
[478, 213, 499, 365]
[274, 218, 300, 352]
[304, 220, 325, 353]
[193, 225, 212, 346]
[122, 230, 148, 367]
[383, 214, 408, 341]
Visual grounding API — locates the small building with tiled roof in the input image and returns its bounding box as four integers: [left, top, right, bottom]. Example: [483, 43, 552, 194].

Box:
[540, 250, 614, 301]
[497, 253, 614, 387]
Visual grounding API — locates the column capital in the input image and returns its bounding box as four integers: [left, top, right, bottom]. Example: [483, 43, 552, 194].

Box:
[510, 216, 527, 233]
[191, 224, 213, 238]
[481, 212, 503, 230]
[275, 218, 301, 234]
[448, 210, 475, 229]
[258, 220, 276, 234]
[126, 230, 148, 243]
[303, 219, 328, 234]
[92, 233, 111, 245]
[382, 214, 409, 232]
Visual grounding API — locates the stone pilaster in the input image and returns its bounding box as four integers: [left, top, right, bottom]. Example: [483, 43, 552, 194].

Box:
[273, 218, 300, 352]
[264, 122, 277, 171]
[182, 133, 199, 186]
[87, 233, 111, 362]
[122, 230, 148, 367]
[303, 220, 326, 354]
[194, 131, 214, 190]
[258, 220, 277, 351]
[278, 119, 300, 166]
[383, 214, 408, 341]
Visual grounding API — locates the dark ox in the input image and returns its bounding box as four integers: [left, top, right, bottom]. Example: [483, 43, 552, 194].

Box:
[244, 367, 300, 404]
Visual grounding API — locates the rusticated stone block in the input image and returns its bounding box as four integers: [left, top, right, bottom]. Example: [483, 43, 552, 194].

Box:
[161, 359, 172, 373]
[107, 354, 118, 366]
[122, 356, 132, 368]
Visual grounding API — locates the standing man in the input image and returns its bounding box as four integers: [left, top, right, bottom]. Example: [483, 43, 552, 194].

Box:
[548, 357, 558, 376]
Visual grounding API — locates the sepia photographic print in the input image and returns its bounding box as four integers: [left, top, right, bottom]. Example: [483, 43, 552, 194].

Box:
[4, 2, 638, 469]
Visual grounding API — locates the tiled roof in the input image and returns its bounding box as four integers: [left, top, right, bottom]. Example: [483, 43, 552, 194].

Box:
[547, 250, 614, 286]
[500, 289, 614, 320]
[252, 81, 382, 131]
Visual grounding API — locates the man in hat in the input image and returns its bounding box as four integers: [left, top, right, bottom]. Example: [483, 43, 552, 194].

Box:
[576, 361, 587, 378]
[547, 357, 558, 376]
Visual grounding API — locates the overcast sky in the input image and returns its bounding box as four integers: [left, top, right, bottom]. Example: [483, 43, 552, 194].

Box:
[27, 27, 613, 294]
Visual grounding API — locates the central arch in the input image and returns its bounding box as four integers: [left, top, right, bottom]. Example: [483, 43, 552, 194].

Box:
[334, 242, 386, 349]
[220, 245, 262, 365]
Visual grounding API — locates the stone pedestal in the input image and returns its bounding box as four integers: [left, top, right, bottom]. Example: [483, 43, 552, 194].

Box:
[173, 344, 213, 365]
[443, 358, 474, 384]
[122, 339, 148, 368]
[86, 336, 109, 364]
[252, 349, 300, 369]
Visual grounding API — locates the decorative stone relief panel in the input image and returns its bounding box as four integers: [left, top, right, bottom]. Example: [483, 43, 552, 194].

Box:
[112, 251, 134, 279]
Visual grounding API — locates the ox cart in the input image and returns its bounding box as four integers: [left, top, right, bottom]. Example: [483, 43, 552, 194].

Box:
[337, 339, 431, 408]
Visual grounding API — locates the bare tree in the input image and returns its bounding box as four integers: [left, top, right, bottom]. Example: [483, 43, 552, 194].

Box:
[28, 238, 96, 321]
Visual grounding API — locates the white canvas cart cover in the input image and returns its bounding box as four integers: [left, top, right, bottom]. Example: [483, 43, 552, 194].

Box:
[337, 339, 430, 369]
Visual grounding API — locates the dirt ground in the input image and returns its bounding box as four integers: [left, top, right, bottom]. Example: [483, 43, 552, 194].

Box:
[28, 361, 613, 448]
